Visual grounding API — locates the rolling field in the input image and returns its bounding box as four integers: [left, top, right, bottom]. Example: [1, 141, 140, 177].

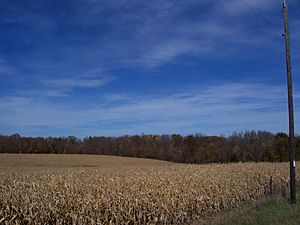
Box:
[0, 154, 172, 168]
[0, 154, 297, 224]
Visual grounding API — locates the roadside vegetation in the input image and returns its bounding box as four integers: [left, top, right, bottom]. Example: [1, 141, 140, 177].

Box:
[211, 192, 300, 225]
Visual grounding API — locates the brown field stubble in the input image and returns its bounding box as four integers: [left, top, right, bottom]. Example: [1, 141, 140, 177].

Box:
[0, 154, 296, 224]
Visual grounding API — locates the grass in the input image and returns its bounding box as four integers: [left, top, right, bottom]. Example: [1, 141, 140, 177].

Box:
[211, 192, 300, 225]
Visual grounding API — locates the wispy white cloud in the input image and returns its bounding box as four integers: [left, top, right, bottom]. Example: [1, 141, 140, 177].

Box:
[15, 70, 115, 97]
[42, 71, 114, 96]
[219, 0, 278, 15]
[44, 77, 111, 89]
[44, 0, 285, 69]
[137, 39, 206, 68]
[2, 0, 292, 72]
[1, 96, 33, 109]
[58, 70, 113, 89]
[0, 82, 297, 136]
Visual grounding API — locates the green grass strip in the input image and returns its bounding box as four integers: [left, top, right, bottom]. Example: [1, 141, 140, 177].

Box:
[212, 193, 300, 225]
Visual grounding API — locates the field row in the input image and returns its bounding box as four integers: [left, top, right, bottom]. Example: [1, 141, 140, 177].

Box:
[0, 162, 295, 224]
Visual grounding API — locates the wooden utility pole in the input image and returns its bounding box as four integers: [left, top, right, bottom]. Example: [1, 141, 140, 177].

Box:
[283, 0, 296, 204]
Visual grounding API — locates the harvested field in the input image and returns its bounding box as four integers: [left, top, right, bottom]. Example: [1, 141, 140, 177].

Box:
[0, 154, 297, 224]
[0, 154, 172, 168]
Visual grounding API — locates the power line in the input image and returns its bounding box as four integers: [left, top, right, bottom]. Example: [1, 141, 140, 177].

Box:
[239, 0, 284, 36]
[238, 0, 297, 52]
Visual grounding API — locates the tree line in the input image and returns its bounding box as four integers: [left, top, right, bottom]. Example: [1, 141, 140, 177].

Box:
[0, 130, 299, 163]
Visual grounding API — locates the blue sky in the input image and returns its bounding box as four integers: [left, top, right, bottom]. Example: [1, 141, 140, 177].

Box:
[0, 0, 300, 137]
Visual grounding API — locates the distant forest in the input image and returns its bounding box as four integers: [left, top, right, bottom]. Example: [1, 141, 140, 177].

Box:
[0, 131, 299, 163]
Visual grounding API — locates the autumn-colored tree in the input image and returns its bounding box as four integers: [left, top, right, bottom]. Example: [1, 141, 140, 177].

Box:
[0, 131, 297, 164]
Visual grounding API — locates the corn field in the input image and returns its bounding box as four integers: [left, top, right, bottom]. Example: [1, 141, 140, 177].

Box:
[0, 155, 297, 224]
